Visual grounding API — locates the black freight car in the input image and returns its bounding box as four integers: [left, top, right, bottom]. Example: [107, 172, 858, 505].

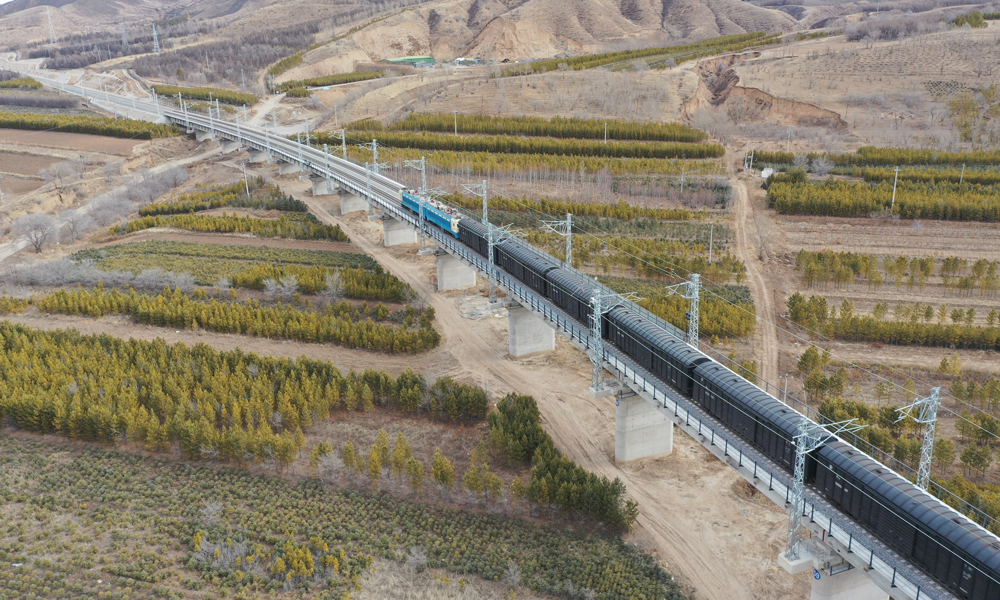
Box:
[495, 240, 560, 296]
[604, 306, 708, 396]
[457, 218, 489, 258]
[816, 441, 1000, 600]
[547, 268, 599, 325]
[692, 361, 803, 472]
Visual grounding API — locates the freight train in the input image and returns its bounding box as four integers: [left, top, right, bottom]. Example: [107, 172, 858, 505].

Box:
[399, 192, 1000, 600]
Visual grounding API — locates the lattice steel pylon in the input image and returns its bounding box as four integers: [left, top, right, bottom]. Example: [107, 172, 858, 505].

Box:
[541, 213, 572, 266]
[463, 181, 494, 299]
[485, 223, 519, 304]
[897, 387, 942, 490]
[152, 24, 160, 54]
[786, 419, 866, 560]
[665, 273, 700, 347]
[120, 22, 128, 47]
[358, 140, 385, 218]
[589, 290, 642, 392]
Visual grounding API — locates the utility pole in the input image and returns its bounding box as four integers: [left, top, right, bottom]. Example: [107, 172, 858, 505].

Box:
[708, 224, 714, 265]
[786, 419, 865, 561]
[666, 274, 700, 347]
[604, 121, 608, 144]
[452, 110, 459, 135]
[239, 161, 250, 198]
[680, 170, 686, 193]
[0, 174, 5, 205]
[898, 387, 942, 490]
[786, 126, 792, 153]
[960, 163, 965, 185]
[541, 213, 573, 266]
[890, 166, 900, 210]
[748, 143, 756, 174]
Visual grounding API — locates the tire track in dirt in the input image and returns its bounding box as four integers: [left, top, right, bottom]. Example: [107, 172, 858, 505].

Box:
[729, 158, 779, 386]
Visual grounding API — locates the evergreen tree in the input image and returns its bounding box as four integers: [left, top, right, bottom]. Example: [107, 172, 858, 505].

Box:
[431, 448, 455, 491]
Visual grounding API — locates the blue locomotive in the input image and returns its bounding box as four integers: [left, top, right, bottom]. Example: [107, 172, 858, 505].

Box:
[400, 190, 461, 238]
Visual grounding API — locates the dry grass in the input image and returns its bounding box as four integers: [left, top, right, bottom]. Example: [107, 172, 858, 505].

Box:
[358, 559, 546, 600]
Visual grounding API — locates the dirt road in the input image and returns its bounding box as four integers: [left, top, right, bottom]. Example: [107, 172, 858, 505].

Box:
[729, 158, 779, 386]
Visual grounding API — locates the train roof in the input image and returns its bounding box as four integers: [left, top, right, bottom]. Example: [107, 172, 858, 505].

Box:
[694, 361, 806, 438]
[497, 239, 561, 273]
[547, 268, 600, 299]
[820, 441, 1000, 573]
[607, 306, 709, 365]
[458, 218, 488, 236]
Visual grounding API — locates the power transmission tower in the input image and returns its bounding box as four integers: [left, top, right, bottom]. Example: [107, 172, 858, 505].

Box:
[897, 387, 942, 490]
[120, 22, 128, 47]
[463, 181, 495, 299]
[665, 274, 700, 347]
[47, 7, 56, 44]
[785, 419, 866, 560]
[588, 291, 642, 393]
[404, 157, 431, 251]
[358, 140, 384, 218]
[541, 213, 572, 266]
[152, 25, 161, 54]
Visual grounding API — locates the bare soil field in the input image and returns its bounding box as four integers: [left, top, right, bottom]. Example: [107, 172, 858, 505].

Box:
[0, 149, 58, 176]
[0, 128, 145, 155]
[731, 25, 1000, 149]
[0, 176, 43, 195]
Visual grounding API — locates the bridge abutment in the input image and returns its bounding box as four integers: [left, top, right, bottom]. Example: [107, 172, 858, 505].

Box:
[382, 218, 417, 246]
[615, 395, 672, 462]
[436, 253, 477, 291]
[339, 192, 368, 215]
[508, 305, 555, 357]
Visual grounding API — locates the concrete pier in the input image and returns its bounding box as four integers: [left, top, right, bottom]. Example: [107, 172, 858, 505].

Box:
[615, 395, 672, 462]
[248, 150, 270, 163]
[508, 306, 555, 358]
[194, 130, 214, 142]
[311, 177, 337, 196]
[339, 192, 368, 215]
[436, 253, 477, 291]
[278, 162, 301, 176]
[382, 218, 417, 246]
[220, 140, 241, 154]
[778, 540, 888, 600]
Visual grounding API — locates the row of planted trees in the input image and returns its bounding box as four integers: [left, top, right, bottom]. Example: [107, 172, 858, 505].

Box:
[795, 249, 1000, 296]
[787, 292, 1000, 350]
[32, 286, 440, 353]
[0, 322, 639, 532]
